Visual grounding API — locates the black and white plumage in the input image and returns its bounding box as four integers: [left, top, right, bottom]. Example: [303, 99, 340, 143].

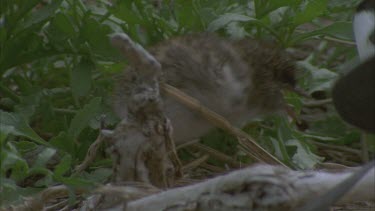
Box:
[332, 0, 375, 133]
[353, 0, 375, 61]
[303, 1, 375, 211]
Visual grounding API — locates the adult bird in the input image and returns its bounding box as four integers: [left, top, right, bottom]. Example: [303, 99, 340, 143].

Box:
[300, 1, 375, 210]
[332, 0, 375, 133]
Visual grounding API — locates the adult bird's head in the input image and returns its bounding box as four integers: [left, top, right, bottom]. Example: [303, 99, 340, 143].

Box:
[353, 0, 375, 61]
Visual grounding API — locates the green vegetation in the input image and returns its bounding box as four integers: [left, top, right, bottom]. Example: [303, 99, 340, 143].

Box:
[0, 0, 372, 207]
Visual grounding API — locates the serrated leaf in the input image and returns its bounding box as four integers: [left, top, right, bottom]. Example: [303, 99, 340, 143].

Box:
[68, 97, 102, 139]
[0, 111, 48, 146]
[71, 58, 94, 98]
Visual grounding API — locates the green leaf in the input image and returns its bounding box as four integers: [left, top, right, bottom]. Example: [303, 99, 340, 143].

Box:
[284, 92, 303, 114]
[29, 167, 54, 187]
[50, 132, 75, 154]
[0, 111, 48, 146]
[254, 0, 300, 18]
[286, 139, 323, 169]
[54, 154, 72, 177]
[14, 141, 38, 152]
[68, 97, 102, 139]
[108, 1, 143, 25]
[208, 13, 254, 32]
[3, 0, 41, 31]
[71, 58, 94, 98]
[293, 0, 328, 26]
[60, 176, 95, 188]
[293, 22, 354, 44]
[19, 0, 64, 33]
[33, 147, 56, 168]
[173, 0, 205, 32]
[51, 13, 75, 37]
[298, 60, 338, 94]
[0, 130, 8, 145]
[0, 183, 42, 207]
[15, 90, 43, 120]
[309, 115, 356, 138]
[83, 168, 112, 183]
[1, 148, 29, 181]
[80, 17, 115, 57]
[10, 161, 30, 181]
[269, 137, 291, 164]
[226, 22, 248, 39]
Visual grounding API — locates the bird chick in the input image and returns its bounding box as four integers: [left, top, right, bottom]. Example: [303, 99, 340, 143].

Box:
[114, 34, 296, 145]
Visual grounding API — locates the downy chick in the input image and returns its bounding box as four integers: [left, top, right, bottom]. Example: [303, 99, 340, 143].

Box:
[114, 34, 296, 145]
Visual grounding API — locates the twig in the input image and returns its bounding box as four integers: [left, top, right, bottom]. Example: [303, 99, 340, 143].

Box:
[125, 164, 375, 211]
[294, 29, 356, 46]
[323, 36, 356, 46]
[182, 155, 210, 172]
[94, 182, 160, 201]
[200, 162, 226, 173]
[161, 83, 288, 167]
[311, 141, 361, 155]
[175, 139, 201, 150]
[44, 198, 69, 211]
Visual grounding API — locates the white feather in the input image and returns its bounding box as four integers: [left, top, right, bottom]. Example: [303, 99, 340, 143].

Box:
[353, 11, 375, 61]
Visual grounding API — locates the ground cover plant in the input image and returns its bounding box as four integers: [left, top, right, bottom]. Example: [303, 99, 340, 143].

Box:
[1, 0, 374, 208]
